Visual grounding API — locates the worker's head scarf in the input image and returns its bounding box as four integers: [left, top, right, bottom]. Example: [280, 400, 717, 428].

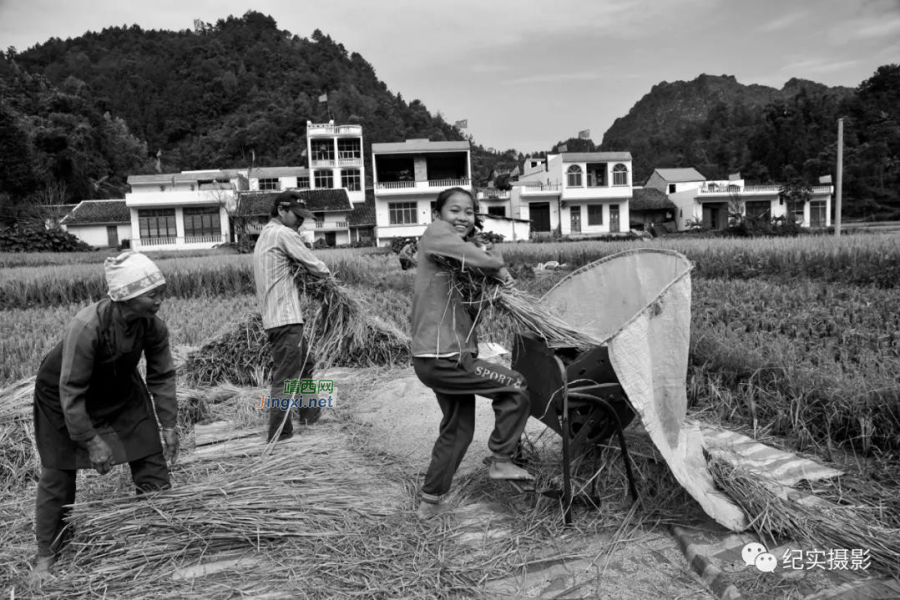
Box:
[104, 251, 165, 301]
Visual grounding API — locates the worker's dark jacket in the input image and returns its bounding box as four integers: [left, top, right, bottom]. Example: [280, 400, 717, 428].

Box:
[410, 220, 505, 358]
[33, 298, 177, 470]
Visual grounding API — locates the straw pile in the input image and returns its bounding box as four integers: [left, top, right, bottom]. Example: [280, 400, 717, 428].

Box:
[709, 456, 900, 579]
[0, 376, 39, 488]
[433, 255, 601, 350]
[183, 270, 409, 387]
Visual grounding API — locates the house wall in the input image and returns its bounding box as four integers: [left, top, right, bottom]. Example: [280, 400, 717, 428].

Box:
[249, 176, 300, 191]
[670, 189, 702, 230]
[375, 195, 434, 246]
[129, 205, 231, 251]
[480, 216, 530, 243]
[67, 224, 132, 248]
[557, 202, 631, 236]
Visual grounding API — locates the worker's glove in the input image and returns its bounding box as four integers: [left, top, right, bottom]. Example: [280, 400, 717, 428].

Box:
[86, 436, 114, 475]
[161, 428, 179, 464]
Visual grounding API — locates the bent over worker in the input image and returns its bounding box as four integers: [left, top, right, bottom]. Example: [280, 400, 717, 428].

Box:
[32, 251, 178, 576]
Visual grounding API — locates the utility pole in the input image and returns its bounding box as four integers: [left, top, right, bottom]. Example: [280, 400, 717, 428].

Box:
[835, 118, 843, 237]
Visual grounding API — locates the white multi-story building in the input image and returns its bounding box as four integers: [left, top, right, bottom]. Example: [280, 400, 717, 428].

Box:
[512, 152, 634, 237]
[371, 139, 472, 246]
[123, 121, 371, 251]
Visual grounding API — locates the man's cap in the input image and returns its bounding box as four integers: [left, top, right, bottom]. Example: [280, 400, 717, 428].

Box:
[274, 190, 316, 220]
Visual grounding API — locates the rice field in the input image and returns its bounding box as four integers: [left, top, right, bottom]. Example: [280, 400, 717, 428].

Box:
[2, 233, 900, 594]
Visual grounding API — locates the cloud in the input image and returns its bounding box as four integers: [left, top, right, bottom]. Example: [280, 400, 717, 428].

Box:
[758, 11, 807, 32]
[469, 63, 508, 74]
[502, 71, 605, 85]
[780, 58, 861, 75]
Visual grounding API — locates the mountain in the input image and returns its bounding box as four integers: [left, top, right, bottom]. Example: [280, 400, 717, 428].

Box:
[600, 74, 855, 184]
[1, 12, 898, 220]
[0, 11, 514, 211]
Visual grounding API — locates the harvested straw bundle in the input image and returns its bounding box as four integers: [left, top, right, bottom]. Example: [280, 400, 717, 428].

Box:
[433, 255, 601, 350]
[709, 456, 900, 578]
[183, 271, 410, 387]
[292, 267, 411, 370]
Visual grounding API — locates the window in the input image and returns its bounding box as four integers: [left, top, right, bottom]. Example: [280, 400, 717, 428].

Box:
[668, 184, 676, 194]
[314, 171, 333, 189]
[566, 165, 583, 187]
[338, 139, 361, 160]
[311, 140, 334, 161]
[138, 209, 176, 239]
[259, 178, 280, 191]
[613, 164, 628, 186]
[389, 202, 417, 225]
[587, 205, 603, 225]
[487, 206, 505, 217]
[342, 169, 361, 192]
[297, 177, 310, 189]
[586, 163, 607, 187]
[745, 201, 770, 221]
[183, 207, 221, 237]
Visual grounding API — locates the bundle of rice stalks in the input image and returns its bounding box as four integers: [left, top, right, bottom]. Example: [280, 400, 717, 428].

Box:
[183, 272, 410, 387]
[709, 456, 900, 578]
[0, 376, 40, 489]
[0, 419, 39, 488]
[293, 268, 411, 370]
[433, 255, 601, 350]
[0, 375, 35, 422]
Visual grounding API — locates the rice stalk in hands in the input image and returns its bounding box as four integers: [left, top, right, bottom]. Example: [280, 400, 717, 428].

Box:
[291, 267, 410, 370]
[432, 254, 602, 350]
[183, 271, 410, 386]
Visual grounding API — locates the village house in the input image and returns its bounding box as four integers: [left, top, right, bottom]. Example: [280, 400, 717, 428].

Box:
[370, 139, 473, 247]
[629, 188, 678, 232]
[475, 187, 530, 242]
[122, 120, 372, 251]
[60, 199, 131, 248]
[511, 152, 634, 238]
[645, 169, 833, 230]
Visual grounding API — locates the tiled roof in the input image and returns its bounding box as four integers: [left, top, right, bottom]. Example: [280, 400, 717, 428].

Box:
[348, 190, 376, 227]
[236, 189, 353, 216]
[372, 140, 470, 154]
[630, 188, 677, 212]
[652, 168, 706, 182]
[561, 152, 632, 162]
[62, 200, 130, 225]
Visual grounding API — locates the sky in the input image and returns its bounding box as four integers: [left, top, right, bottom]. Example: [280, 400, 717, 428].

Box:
[1, 0, 899, 155]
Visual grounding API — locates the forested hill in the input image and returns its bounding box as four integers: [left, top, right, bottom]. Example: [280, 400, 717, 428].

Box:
[595, 70, 900, 218]
[1, 10, 898, 220]
[601, 75, 850, 180]
[0, 11, 519, 209]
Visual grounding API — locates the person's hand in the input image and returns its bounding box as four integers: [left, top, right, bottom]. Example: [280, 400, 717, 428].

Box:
[496, 267, 516, 290]
[86, 436, 114, 475]
[161, 428, 179, 464]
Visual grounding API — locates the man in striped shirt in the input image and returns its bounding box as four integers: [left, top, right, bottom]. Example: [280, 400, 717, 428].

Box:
[253, 191, 331, 442]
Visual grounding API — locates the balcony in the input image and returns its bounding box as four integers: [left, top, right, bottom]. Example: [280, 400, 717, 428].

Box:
[307, 122, 363, 137]
[315, 221, 349, 230]
[374, 178, 471, 195]
[311, 158, 336, 168]
[338, 157, 362, 167]
[519, 183, 561, 196]
[698, 185, 833, 196]
[478, 189, 511, 200]
[132, 234, 227, 250]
